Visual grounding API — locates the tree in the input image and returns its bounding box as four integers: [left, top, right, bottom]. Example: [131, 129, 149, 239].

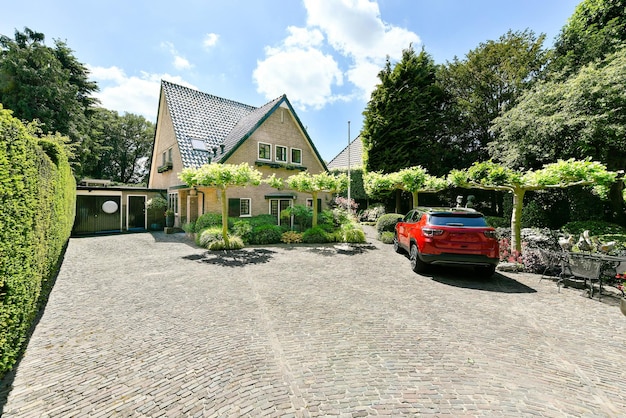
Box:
[551, 0, 626, 77]
[364, 166, 448, 211]
[361, 45, 452, 176]
[87, 108, 155, 183]
[179, 163, 263, 247]
[282, 172, 348, 227]
[438, 29, 548, 166]
[490, 48, 626, 222]
[0, 27, 99, 177]
[449, 159, 617, 254]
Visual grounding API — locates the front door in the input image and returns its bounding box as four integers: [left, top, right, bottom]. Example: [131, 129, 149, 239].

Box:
[269, 199, 292, 227]
[128, 195, 146, 231]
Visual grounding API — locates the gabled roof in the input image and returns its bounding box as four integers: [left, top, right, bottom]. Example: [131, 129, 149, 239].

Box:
[327, 136, 363, 170]
[160, 80, 327, 171]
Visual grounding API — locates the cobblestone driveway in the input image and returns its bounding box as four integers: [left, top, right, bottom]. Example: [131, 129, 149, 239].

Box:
[1, 228, 625, 417]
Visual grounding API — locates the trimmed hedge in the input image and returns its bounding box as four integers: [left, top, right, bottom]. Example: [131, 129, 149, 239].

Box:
[0, 107, 75, 378]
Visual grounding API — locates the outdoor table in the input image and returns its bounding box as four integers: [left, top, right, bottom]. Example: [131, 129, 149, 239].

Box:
[566, 253, 625, 299]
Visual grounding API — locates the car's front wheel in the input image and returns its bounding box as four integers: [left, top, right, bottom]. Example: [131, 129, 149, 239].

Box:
[393, 233, 402, 253]
[410, 244, 428, 273]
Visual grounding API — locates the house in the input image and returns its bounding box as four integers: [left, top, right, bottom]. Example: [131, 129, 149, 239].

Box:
[327, 136, 363, 170]
[147, 80, 330, 227]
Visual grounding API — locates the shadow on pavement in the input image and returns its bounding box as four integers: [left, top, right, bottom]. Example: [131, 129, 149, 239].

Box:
[182, 248, 277, 267]
[306, 243, 378, 257]
[428, 266, 537, 294]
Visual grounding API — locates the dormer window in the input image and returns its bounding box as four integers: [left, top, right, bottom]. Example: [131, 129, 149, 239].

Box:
[258, 142, 271, 161]
[190, 138, 207, 151]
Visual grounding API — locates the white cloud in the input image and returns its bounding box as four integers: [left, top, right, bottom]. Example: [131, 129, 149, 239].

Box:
[161, 41, 193, 70]
[203, 33, 220, 49]
[253, 0, 420, 109]
[253, 47, 343, 110]
[88, 65, 194, 121]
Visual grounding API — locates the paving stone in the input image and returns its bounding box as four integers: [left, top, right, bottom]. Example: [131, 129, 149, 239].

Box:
[1, 228, 625, 416]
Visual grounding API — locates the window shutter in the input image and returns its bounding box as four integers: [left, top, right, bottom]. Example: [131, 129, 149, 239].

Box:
[228, 198, 240, 217]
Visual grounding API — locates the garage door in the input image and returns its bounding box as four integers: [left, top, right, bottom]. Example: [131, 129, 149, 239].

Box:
[73, 195, 122, 235]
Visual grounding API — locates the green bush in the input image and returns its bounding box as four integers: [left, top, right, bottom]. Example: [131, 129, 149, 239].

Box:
[232, 220, 253, 242]
[194, 212, 224, 232]
[0, 108, 75, 378]
[196, 227, 223, 248]
[562, 220, 626, 236]
[485, 216, 510, 228]
[380, 231, 395, 244]
[207, 236, 244, 251]
[249, 224, 283, 245]
[343, 228, 366, 243]
[302, 226, 332, 243]
[376, 213, 403, 236]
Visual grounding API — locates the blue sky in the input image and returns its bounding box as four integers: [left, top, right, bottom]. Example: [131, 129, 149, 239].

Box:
[2, 0, 580, 162]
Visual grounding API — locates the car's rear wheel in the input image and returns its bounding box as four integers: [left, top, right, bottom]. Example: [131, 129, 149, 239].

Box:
[475, 265, 496, 278]
[393, 233, 402, 253]
[410, 244, 428, 273]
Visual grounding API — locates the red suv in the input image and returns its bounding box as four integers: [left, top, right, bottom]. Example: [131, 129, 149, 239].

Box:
[394, 207, 499, 277]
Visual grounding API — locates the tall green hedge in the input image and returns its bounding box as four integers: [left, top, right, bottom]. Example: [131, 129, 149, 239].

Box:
[0, 106, 76, 377]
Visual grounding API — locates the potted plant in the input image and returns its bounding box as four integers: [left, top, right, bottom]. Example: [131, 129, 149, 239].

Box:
[146, 196, 168, 230]
[165, 209, 175, 228]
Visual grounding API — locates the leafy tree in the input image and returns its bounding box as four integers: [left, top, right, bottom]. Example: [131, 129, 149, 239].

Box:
[282, 172, 348, 227]
[179, 163, 263, 247]
[361, 45, 452, 176]
[439, 29, 548, 166]
[490, 48, 626, 221]
[0, 28, 99, 177]
[449, 159, 616, 253]
[551, 0, 626, 77]
[86, 108, 155, 183]
[364, 166, 448, 210]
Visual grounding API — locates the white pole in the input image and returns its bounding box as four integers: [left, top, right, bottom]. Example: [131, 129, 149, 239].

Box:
[347, 121, 351, 212]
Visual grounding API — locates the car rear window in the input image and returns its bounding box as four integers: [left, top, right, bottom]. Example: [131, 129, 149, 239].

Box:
[428, 214, 488, 227]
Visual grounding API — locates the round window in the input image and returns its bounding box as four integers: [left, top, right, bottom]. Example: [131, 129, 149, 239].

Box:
[101, 200, 119, 214]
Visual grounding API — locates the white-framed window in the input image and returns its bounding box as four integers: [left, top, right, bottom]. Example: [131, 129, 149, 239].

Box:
[168, 192, 179, 214]
[276, 145, 287, 162]
[228, 198, 251, 217]
[258, 142, 271, 161]
[168, 148, 172, 162]
[240, 198, 251, 217]
[291, 148, 302, 164]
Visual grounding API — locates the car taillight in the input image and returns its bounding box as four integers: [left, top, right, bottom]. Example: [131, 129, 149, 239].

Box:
[483, 230, 497, 239]
[422, 228, 444, 237]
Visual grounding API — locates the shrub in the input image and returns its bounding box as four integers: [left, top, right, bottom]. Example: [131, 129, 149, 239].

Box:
[182, 221, 195, 234]
[302, 226, 332, 243]
[233, 220, 253, 243]
[562, 220, 626, 236]
[380, 231, 395, 244]
[195, 212, 223, 232]
[343, 228, 366, 243]
[196, 227, 223, 248]
[281, 205, 312, 231]
[485, 216, 510, 228]
[0, 109, 75, 378]
[207, 236, 244, 251]
[249, 224, 283, 245]
[376, 213, 403, 236]
[281, 231, 303, 243]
